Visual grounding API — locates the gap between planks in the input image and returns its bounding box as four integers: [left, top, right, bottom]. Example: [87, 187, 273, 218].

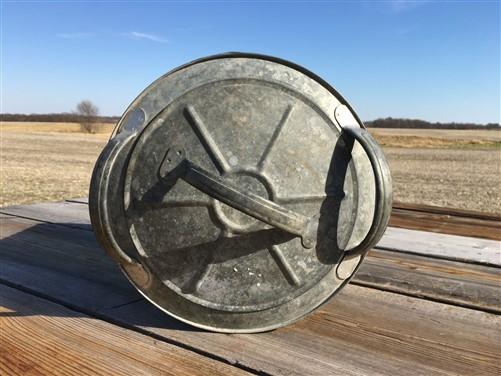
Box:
[1, 203, 500, 313]
[0, 283, 254, 376]
[2, 199, 499, 266]
[2, 213, 499, 314]
[1, 268, 499, 376]
[1, 213, 500, 375]
[68, 197, 501, 220]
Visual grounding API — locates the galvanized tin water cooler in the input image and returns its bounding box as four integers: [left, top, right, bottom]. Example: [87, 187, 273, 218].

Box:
[89, 53, 392, 333]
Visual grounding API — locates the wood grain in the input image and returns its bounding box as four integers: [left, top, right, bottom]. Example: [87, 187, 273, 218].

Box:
[0, 284, 250, 376]
[0, 209, 500, 375]
[0, 214, 140, 311]
[5, 199, 499, 241]
[1, 201, 91, 230]
[377, 227, 501, 267]
[66, 199, 501, 239]
[358, 249, 501, 313]
[1, 207, 499, 314]
[105, 285, 501, 376]
[388, 201, 501, 250]
[392, 201, 501, 221]
[4, 200, 499, 263]
[389, 206, 501, 240]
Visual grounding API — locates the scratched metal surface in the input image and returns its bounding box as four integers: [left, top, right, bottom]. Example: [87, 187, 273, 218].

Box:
[89, 53, 392, 332]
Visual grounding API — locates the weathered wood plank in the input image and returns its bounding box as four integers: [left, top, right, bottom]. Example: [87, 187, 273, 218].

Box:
[105, 285, 501, 376]
[57, 199, 501, 241]
[4, 200, 499, 265]
[1, 209, 499, 314]
[389, 207, 501, 240]
[393, 201, 501, 221]
[0, 284, 251, 376]
[358, 249, 501, 313]
[0, 214, 140, 311]
[0, 201, 91, 230]
[63, 199, 501, 220]
[0, 213, 500, 375]
[66, 197, 89, 204]
[377, 227, 501, 267]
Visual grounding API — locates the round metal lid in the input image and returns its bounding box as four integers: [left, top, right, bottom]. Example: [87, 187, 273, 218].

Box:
[89, 53, 392, 332]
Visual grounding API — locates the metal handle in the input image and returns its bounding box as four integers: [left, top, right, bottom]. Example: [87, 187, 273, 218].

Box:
[342, 127, 393, 254]
[90, 133, 141, 265]
[159, 149, 316, 248]
[158, 126, 392, 254]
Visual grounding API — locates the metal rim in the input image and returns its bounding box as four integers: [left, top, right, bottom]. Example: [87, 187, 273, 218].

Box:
[90, 53, 392, 333]
[111, 52, 366, 138]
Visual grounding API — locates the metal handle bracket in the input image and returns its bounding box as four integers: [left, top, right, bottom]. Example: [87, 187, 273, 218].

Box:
[159, 147, 316, 248]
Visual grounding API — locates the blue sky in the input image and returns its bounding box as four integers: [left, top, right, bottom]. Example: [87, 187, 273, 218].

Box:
[1, 1, 499, 123]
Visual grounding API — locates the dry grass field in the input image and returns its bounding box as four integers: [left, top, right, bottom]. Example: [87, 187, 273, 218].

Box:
[1, 121, 115, 134]
[370, 129, 501, 213]
[371, 128, 501, 141]
[1, 122, 500, 213]
[371, 128, 501, 149]
[1, 122, 111, 207]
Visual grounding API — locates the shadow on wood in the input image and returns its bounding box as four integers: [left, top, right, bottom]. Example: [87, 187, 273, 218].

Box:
[0, 219, 202, 332]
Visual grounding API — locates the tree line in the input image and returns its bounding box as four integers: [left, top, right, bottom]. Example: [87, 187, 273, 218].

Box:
[0, 112, 119, 123]
[1, 113, 499, 130]
[365, 117, 500, 130]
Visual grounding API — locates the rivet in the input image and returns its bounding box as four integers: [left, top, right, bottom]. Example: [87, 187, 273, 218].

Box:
[336, 254, 361, 280]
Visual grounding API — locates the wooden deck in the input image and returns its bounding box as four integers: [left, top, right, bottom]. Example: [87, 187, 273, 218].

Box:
[0, 199, 499, 375]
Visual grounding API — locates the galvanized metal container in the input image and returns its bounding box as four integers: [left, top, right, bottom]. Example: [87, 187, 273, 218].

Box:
[89, 53, 392, 333]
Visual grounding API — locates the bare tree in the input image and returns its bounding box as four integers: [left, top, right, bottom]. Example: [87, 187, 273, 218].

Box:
[76, 100, 99, 133]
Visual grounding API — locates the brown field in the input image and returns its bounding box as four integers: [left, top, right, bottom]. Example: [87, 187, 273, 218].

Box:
[1, 123, 500, 213]
[1, 121, 115, 134]
[370, 128, 501, 141]
[370, 128, 501, 149]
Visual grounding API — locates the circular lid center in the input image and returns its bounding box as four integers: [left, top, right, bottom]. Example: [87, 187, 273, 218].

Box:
[213, 172, 272, 232]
